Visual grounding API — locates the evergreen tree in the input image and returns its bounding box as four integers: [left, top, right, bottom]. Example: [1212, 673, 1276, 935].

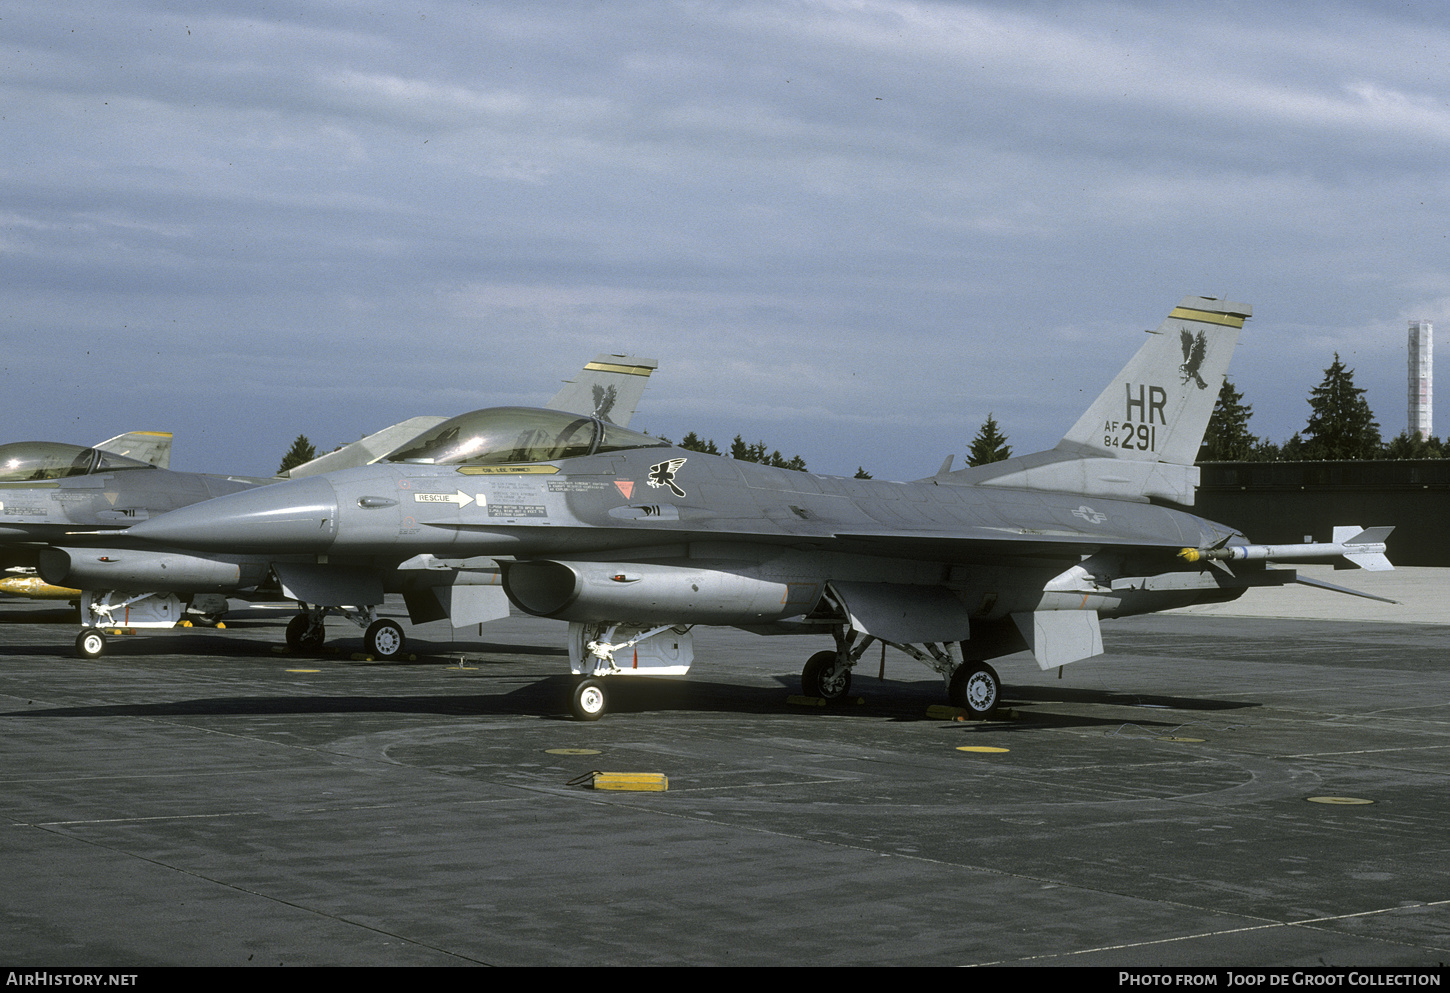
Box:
[853, 467, 872, 479]
[729, 435, 806, 471]
[1383, 430, 1445, 460]
[1301, 353, 1381, 460]
[967, 414, 1012, 466]
[277, 434, 318, 474]
[1199, 380, 1258, 461]
[679, 432, 720, 455]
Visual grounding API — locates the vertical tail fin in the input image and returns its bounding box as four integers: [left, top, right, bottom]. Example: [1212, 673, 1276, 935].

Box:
[93, 431, 174, 469]
[1059, 296, 1250, 465]
[945, 295, 1250, 504]
[547, 354, 658, 427]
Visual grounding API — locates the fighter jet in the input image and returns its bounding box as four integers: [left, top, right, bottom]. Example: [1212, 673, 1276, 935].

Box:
[0, 441, 258, 607]
[112, 298, 1393, 720]
[30, 354, 658, 655]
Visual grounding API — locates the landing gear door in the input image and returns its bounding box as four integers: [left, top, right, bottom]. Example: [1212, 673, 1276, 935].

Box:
[1011, 609, 1103, 670]
[828, 581, 973, 644]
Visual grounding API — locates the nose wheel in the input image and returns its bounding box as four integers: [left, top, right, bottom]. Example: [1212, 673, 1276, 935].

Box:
[75, 629, 106, 658]
[570, 678, 607, 721]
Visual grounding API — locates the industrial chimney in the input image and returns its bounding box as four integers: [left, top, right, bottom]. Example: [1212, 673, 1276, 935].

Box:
[1408, 319, 1433, 440]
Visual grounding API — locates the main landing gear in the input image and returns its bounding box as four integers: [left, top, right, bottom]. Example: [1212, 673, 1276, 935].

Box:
[801, 650, 852, 700]
[284, 604, 407, 659]
[798, 625, 1002, 718]
[948, 661, 1001, 719]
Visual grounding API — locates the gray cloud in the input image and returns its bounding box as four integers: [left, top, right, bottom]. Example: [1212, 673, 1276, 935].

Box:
[2, 0, 1447, 476]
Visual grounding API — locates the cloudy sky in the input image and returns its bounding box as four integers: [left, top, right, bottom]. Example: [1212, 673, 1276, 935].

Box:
[4, 1, 1448, 480]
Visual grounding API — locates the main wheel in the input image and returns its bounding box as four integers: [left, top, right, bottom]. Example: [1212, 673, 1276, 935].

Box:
[571, 678, 607, 721]
[364, 619, 405, 658]
[75, 629, 106, 658]
[285, 615, 325, 651]
[949, 661, 1001, 718]
[801, 650, 852, 700]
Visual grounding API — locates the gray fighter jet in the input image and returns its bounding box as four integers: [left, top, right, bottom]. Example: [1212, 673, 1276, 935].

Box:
[110, 298, 1393, 720]
[0, 442, 259, 609]
[28, 354, 657, 654]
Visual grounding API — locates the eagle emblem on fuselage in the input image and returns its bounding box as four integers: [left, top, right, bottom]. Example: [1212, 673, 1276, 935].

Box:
[647, 458, 687, 498]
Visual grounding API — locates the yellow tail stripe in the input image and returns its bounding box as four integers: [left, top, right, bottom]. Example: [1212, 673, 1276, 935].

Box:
[583, 361, 654, 376]
[1169, 307, 1245, 328]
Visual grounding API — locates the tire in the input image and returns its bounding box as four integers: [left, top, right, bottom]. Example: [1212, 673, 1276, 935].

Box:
[286, 615, 325, 651]
[75, 629, 106, 659]
[949, 661, 1001, 718]
[365, 619, 405, 658]
[801, 650, 852, 700]
[571, 678, 607, 721]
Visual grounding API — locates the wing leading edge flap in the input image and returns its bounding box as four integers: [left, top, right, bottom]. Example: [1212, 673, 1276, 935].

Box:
[1011, 610, 1104, 670]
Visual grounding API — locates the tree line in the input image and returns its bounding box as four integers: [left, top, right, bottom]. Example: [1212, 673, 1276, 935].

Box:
[1200, 352, 1439, 462]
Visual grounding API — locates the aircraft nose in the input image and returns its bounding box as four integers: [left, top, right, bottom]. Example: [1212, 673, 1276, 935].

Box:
[125, 475, 340, 553]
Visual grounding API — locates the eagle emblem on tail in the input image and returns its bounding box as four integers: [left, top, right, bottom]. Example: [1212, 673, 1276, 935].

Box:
[1179, 330, 1208, 389]
[591, 384, 619, 422]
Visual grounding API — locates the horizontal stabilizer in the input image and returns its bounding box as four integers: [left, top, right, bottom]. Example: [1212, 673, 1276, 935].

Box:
[274, 563, 384, 607]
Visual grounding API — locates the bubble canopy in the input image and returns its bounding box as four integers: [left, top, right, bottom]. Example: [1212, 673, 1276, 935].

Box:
[0, 442, 153, 483]
[385, 407, 669, 466]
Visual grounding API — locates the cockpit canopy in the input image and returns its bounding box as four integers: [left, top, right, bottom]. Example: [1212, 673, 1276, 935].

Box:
[385, 406, 669, 466]
[0, 442, 154, 482]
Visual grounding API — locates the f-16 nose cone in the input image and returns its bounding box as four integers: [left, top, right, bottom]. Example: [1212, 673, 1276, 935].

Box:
[125, 475, 340, 553]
